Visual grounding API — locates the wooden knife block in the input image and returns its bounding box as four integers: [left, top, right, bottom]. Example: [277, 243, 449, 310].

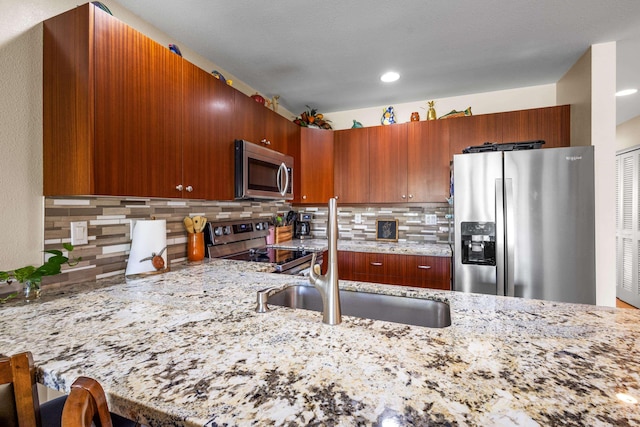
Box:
[275, 225, 293, 243]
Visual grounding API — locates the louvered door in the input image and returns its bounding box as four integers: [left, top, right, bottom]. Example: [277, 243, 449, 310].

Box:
[616, 148, 640, 308]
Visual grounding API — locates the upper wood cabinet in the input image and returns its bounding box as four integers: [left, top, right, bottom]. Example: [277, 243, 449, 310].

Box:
[334, 127, 370, 203]
[448, 113, 503, 160]
[369, 124, 408, 203]
[44, 4, 185, 198]
[296, 127, 334, 204]
[500, 105, 570, 148]
[407, 120, 451, 203]
[182, 61, 236, 200]
[233, 93, 298, 155]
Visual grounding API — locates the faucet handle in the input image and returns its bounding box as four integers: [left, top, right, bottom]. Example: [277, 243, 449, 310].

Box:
[313, 264, 321, 275]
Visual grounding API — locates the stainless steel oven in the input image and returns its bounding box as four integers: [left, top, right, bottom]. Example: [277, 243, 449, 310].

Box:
[203, 219, 320, 275]
[234, 139, 293, 200]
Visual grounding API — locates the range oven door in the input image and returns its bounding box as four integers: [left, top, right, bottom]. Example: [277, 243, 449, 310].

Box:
[235, 139, 294, 200]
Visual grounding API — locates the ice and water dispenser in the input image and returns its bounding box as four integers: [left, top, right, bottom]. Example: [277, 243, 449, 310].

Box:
[461, 222, 496, 265]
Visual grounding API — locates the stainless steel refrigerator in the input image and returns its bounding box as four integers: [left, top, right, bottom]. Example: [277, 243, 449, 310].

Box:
[453, 146, 595, 304]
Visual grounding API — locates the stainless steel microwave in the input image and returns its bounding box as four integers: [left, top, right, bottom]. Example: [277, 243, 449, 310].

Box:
[234, 139, 294, 200]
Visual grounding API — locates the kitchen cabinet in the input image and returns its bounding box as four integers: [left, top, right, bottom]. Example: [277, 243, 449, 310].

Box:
[407, 120, 451, 202]
[44, 3, 184, 197]
[334, 128, 370, 203]
[403, 255, 451, 289]
[448, 113, 502, 160]
[500, 105, 570, 148]
[368, 124, 408, 203]
[296, 127, 334, 204]
[233, 93, 298, 155]
[182, 61, 236, 200]
[337, 250, 450, 290]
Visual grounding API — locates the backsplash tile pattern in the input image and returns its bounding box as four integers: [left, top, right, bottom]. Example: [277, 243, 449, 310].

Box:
[43, 197, 292, 288]
[42, 197, 452, 288]
[297, 203, 452, 244]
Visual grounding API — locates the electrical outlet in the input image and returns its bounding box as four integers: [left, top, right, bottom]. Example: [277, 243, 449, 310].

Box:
[70, 221, 88, 245]
[425, 214, 438, 225]
[355, 213, 362, 224]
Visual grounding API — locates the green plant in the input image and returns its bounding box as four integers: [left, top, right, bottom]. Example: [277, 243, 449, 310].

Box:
[0, 243, 81, 302]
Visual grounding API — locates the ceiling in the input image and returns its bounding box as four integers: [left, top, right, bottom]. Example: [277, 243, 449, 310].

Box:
[116, 0, 640, 125]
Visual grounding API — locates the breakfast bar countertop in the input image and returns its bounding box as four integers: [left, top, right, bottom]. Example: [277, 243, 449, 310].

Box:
[273, 238, 453, 257]
[0, 259, 639, 426]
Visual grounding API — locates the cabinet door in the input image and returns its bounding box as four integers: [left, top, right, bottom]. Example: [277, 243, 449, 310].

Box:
[501, 105, 570, 148]
[233, 92, 267, 145]
[334, 128, 370, 203]
[93, 10, 183, 198]
[448, 114, 502, 160]
[298, 127, 334, 204]
[263, 108, 299, 155]
[405, 255, 451, 289]
[369, 124, 408, 203]
[407, 120, 451, 202]
[337, 251, 355, 280]
[182, 62, 235, 200]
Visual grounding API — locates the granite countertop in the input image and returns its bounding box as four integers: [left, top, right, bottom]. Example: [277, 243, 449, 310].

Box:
[1, 259, 639, 426]
[272, 238, 452, 257]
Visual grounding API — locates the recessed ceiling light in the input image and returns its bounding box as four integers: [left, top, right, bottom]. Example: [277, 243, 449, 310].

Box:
[616, 88, 638, 97]
[380, 71, 400, 83]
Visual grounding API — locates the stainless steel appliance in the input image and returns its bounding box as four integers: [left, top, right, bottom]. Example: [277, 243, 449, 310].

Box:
[295, 212, 312, 238]
[204, 219, 320, 275]
[453, 144, 595, 304]
[234, 139, 294, 200]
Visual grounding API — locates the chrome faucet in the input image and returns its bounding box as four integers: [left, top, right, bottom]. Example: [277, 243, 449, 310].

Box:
[309, 198, 341, 325]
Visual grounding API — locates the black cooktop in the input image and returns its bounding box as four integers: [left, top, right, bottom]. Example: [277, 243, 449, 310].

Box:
[224, 247, 313, 265]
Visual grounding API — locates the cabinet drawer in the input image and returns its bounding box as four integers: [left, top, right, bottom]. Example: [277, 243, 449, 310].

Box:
[405, 255, 451, 289]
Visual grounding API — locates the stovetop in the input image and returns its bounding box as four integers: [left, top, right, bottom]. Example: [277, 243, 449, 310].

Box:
[224, 247, 315, 265]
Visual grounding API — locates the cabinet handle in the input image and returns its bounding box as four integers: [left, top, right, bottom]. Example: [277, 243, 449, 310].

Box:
[261, 138, 271, 145]
[175, 184, 183, 191]
[417, 265, 431, 270]
[186, 186, 193, 192]
[370, 262, 383, 266]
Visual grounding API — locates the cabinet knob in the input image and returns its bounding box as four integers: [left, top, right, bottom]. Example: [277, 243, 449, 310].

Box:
[186, 186, 193, 192]
[409, 194, 413, 199]
[417, 265, 432, 270]
[175, 184, 183, 191]
[402, 194, 406, 199]
[261, 138, 271, 145]
[302, 195, 307, 200]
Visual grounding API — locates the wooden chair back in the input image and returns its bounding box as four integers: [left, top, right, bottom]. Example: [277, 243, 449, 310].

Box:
[61, 376, 113, 427]
[0, 351, 41, 427]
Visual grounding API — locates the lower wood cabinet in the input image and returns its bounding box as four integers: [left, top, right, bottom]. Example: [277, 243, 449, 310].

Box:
[337, 251, 451, 290]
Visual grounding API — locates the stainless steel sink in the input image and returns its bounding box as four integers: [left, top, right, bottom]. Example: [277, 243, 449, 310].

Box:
[261, 285, 451, 328]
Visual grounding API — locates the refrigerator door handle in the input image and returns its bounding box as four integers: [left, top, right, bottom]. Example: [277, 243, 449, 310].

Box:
[504, 178, 515, 297]
[495, 179, 505, 296]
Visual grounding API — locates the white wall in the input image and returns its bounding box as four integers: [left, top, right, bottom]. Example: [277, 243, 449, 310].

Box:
[617, 115, 640, 151]
[326, 84, 557, 130]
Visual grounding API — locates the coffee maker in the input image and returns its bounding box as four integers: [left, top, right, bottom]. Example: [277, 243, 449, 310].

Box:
[295, 213, 312, 239]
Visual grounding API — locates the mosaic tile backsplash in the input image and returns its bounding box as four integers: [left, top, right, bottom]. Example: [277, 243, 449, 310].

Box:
[43, 197, 452, 287]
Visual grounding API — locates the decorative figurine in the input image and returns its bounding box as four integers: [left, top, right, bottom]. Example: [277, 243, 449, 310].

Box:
[410, 112, 420, 122]
[168, 44, 182, 56]
[351, 120, 363, 128]
[427, 101, 437, 121]
[251, 93, 265, 105]
[211, 70, 226, 83]
[381, 106, 396, 125]
[439, 106, 472, 119]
